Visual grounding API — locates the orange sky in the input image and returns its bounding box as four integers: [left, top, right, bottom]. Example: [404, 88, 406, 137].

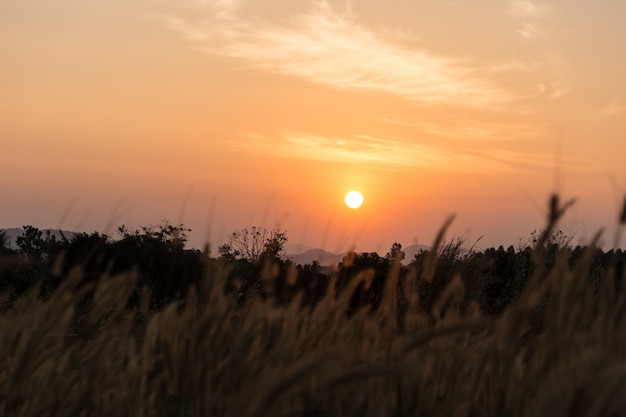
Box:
[2, 0, 626, 253]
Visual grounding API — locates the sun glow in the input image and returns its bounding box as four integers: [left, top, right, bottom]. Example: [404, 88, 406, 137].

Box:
[344, 191, 364, 209]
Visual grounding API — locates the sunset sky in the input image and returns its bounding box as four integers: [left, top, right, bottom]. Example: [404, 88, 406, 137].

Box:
[2, 0, 626, 254]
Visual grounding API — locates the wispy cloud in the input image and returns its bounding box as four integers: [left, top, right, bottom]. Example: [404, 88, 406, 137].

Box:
[487, 59, 540, 73]
[603, 99, 626, 115]
[508, 0, 552, 18]
[481, 148, 591, 171]
[517, 22, 543, 40]
[237, 131, 453, 169]
[536, 82, 570, 99]
[380, 117, 552, 143]
[508, 0, 552, 40]
[165, 1, 515, 108]
[194, 0, 241, 17]
[162, 1, 577, 173]
[234, 128, 590, 174]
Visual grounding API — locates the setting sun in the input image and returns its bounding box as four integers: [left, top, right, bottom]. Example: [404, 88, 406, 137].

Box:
[345, 191, 364, 209]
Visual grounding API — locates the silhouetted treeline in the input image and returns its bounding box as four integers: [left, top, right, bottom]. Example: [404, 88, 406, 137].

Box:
[1, 226, 625, 322]
[0, 225, 204, 309]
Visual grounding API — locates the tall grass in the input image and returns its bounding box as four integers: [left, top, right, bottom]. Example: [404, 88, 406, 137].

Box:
[2, 195, 626, 416]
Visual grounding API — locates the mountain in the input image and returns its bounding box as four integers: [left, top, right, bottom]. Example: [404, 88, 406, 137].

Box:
[286, 248, 344, 266]
[284, 243, 430, 266]
[283, 242, 318, 255]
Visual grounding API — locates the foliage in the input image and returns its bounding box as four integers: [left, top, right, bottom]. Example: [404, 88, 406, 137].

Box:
[219, 227, 287, 264]
[3, 195, 626, 416]
[336, 251, 392, 316]
[385, 242, 405, 263]
[0, 222, 203, 307]
[0, 230, 9, 251]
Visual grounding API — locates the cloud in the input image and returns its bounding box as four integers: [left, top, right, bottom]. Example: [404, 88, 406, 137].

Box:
[233, 127, 590, 174]
[380, 117, 552, 143]
[237, 131, 453, 169]
[517, 22, 543, 40]
[194, 0, 241, 16]
[481, 148, 591, 171]
[165, 1, 515, 108]
[162, 16, 211, 41]
[603, 99, 626, 115]
[487, 59, 540, 73]
[508, 0, 552, 18]
[508, 1, 552, 40]
[162, 0, 575, 172]
[536, 82, 570, 99]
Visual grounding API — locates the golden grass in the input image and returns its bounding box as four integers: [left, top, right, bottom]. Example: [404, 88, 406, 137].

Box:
[2, 194, 626, 416]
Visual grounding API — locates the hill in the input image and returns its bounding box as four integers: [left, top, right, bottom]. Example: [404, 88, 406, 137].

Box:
[286, 248, 344, 266]
[284, 243, 430, 266]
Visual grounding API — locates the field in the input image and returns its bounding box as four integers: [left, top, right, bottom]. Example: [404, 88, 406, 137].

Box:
[1, 195, 626, 417]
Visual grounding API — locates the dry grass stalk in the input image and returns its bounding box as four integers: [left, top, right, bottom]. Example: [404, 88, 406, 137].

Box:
[2, 194, 626, 416]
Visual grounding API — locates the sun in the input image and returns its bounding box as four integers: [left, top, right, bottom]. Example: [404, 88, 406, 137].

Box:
[344, 191, 364, 209]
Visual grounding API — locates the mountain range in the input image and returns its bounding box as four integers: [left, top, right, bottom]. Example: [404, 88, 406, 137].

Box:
[283, 242, 429, 266]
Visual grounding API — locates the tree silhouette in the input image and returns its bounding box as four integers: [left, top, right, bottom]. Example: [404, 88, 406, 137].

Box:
[336, 252, 391, 315]
[0, 230, 8, 250]
[385, 242, 405, 263]
[219, 227, 287, 263]
[16, 225, 59, 262]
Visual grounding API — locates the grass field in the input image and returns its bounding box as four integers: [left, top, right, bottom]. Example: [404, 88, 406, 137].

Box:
[2, 195, 626, 417]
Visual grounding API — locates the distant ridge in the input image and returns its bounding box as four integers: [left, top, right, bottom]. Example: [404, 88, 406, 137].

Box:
[283, 242, 317, 255]
[284, 243, 430, 266]
[286, 248, 344, 266]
